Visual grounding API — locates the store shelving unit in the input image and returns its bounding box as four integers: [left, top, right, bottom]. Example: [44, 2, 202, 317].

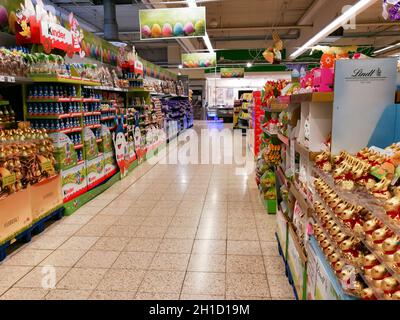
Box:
[272, 59, 399, 301]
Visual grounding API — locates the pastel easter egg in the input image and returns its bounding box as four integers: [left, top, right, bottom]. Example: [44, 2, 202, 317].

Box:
[174, 22, 184, 36]
[204, 60, 210, 67]
[193, 62, 199, 68]
[195, 20, 205, 34]
[183, 22, 195, 35]
[0, 6, 8, 28]
[199, 61, 205, 68]
[183, 61, 189, 68]
[162, 23, 173, 37]
[142, 25, 151, 38]
[151, 24, 162, 38]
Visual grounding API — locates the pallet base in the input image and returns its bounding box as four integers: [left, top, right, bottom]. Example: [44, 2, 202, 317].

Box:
[0, 207, 64, 262]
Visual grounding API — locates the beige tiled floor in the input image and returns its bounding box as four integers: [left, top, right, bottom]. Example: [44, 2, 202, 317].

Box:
[0, 122, 294, 300]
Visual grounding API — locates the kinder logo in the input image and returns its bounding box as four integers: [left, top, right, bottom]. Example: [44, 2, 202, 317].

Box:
[49, 27, 66, 40]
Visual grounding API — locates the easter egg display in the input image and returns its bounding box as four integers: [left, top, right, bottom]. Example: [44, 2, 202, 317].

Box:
[181, 52, 217, 69]
[139, 7, 206, 39]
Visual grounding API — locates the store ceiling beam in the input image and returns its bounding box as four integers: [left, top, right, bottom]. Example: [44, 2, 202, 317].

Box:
[297, 0, 328, 26]
[47, 0, 103, 32]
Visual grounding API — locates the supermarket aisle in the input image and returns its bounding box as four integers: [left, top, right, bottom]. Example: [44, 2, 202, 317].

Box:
[0, 121, 294, 300]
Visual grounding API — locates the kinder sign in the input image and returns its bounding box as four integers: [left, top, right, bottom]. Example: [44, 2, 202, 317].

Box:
[15, 0, 84, 57]
[135, 60, 144, 77]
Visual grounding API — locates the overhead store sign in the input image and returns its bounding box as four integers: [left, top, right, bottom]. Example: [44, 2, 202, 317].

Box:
[1, 0, 120, 65]
[221, 68, 245, 78]
[139, 7, 206, 40]
[13, 0, 84, 58]
[181, 52, 216, 69]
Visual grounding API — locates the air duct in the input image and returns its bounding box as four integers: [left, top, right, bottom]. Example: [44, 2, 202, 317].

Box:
[103, 0, 119, 42]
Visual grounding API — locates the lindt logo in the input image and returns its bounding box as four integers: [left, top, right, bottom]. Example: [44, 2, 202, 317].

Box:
[351, 68, 382, 78]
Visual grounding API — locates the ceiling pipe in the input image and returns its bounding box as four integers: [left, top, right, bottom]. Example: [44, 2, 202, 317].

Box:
[103, 0, 120, 41]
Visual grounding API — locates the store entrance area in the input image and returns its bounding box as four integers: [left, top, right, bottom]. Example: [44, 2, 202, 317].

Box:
[0, 121, 293, 300]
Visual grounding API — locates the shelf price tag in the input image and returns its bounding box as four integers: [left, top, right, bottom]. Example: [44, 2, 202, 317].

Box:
[0, 75, 5, 82]
[2, 173, 16, 188]
[40, 160, 53, 172]
[7, 76, 15, 83]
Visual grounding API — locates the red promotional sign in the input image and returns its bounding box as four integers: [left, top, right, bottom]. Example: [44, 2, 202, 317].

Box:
[15, 1, 84, 58]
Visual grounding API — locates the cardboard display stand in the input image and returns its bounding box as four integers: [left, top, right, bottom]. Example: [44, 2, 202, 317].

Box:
[0, 189, 32, 243]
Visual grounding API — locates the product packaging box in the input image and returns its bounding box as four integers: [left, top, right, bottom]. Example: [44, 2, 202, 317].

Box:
[61, 162, 87, 202]
[30, 175, 63, 221]
[51, 133, 78, 171]
[0, 188, 32, 243]
[276, 209, 288, 260]
[84, 127, 99, 161]
[306, 237, 356, 300]
[104, 152, 118, 179]
[126, 141, 137, 165]
[287, 223, 307, 300]
[99, 125, 113, 153]
[86, 154, 105, 190]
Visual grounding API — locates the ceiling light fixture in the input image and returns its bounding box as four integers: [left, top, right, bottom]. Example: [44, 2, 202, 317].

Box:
[186, 0, 215, 54]
[373, 43, 400, 55]
[289, 0, 376, 60]
[246, 62, 253, 68]
[187, 0, 197, 8]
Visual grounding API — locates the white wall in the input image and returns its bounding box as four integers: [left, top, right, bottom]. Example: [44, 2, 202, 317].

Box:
[206, 72, 291, 106]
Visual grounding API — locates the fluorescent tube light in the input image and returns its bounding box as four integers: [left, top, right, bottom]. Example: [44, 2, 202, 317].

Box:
[290, 0, 376, 59]
[373, 43, 400, 55]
